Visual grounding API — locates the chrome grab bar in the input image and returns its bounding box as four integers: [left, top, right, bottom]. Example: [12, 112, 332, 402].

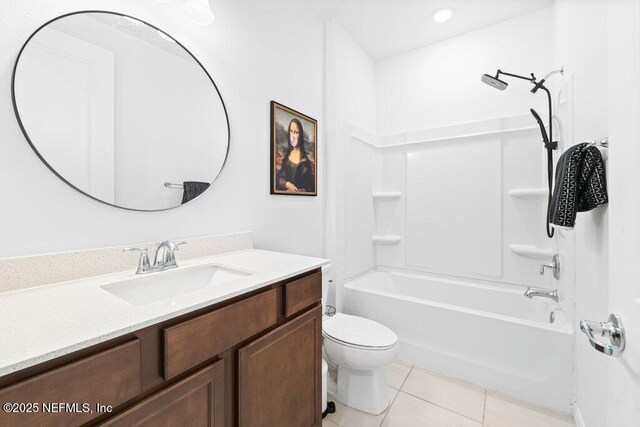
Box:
[579, 314, 625, 357]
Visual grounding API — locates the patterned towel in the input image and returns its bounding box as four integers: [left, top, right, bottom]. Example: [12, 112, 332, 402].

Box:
[550, 143, 608, 229]
[181, 181, 210, 204]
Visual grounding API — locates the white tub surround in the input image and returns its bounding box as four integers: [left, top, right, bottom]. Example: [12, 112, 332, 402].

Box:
[0, 248, 328, 376]
[342, 269, 573, 414]
[341, 115, 556, 289]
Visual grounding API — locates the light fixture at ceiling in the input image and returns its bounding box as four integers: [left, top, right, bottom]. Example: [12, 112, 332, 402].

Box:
[183, 0, 214, 25]
[432, 6, 453, 23]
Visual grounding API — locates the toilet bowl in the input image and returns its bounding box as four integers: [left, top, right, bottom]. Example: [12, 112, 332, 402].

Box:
[323, 313, 399, 414]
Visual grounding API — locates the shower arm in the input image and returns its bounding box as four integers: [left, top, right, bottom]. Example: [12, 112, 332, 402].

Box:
[495, 70, 537, 83]
[493, 69, 557, 149]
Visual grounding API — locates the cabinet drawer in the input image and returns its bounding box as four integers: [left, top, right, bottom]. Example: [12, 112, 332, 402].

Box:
[164, 289, 278, 379]
[100, 360, 225, 427]
[0, 339, 142, 426]
[285, 270, 321, 317]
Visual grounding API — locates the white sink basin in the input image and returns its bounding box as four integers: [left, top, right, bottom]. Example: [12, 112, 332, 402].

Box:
[102, 265, 252, 306]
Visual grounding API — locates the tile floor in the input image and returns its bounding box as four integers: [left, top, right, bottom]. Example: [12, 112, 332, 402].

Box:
[324, 362, 575, 427]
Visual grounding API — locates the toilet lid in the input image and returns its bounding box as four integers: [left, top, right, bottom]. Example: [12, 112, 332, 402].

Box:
[323, 313, 397, 349]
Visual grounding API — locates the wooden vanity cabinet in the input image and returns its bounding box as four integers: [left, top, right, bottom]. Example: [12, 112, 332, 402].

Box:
[99, 360, 226, 427]
[239, 306, 322, 427]
[0, 268, 322, 427]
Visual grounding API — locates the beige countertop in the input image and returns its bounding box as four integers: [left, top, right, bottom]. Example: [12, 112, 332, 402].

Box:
[0, 248, 328, 377]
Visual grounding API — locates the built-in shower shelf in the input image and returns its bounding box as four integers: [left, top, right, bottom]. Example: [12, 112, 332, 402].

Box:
[372, 191, 402, 201]
[509, 188, 547, 199]
[372, 235, 402, 245]
[509, 244, 554, 259]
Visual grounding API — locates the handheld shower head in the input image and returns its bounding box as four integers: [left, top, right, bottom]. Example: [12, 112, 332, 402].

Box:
[481, 74, 508, 90]
[530, 108, 549, 144]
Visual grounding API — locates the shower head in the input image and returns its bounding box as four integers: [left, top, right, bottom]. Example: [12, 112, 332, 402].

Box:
[482, 69, 537, 91]
[530, 108, 549, 144]
[481, 74, 508, 90]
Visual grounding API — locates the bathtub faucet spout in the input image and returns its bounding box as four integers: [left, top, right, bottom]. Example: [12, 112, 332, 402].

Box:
[524, 287, 558, 302]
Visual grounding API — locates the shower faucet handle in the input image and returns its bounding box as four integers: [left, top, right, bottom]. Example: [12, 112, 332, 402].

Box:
[539, 254, 560, 279]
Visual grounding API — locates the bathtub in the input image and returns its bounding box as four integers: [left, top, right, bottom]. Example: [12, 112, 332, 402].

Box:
[342, 268, 573, 414]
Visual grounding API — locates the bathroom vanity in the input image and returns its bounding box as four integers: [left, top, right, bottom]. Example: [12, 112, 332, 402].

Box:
[0, 249, 325, 426]
[1, 7, 329, 425]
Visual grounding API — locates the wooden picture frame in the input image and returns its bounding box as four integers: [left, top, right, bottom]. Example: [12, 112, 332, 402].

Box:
[270, 101, 317, 196]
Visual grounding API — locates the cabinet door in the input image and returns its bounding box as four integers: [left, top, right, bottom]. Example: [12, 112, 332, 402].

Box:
[238, 306, 322, 427]
[101, 360, 225, 427]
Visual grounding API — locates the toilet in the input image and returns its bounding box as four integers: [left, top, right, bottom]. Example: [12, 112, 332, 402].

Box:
[321, 271, 399, 415]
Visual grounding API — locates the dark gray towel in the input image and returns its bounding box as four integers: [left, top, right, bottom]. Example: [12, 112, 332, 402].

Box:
[181, 181, 210, 204]
[550, 143, 608, 228]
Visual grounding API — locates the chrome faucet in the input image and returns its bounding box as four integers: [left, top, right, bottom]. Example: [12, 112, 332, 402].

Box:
[524, 286, 558, 302]
[154, 240, 186, 270]
[124, 240, 186, 274]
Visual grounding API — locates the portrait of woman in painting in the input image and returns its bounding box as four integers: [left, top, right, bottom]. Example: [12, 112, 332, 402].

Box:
[271, 102, 317, 196]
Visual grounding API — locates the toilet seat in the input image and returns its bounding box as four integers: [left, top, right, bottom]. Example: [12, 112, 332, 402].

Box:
[323, 313, 398, 350]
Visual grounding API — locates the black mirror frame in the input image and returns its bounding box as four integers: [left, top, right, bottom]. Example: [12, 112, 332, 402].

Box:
[11, 10, 231, 212]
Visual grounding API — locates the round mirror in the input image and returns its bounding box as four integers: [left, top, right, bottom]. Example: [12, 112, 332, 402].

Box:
[12, 11, 229, 211]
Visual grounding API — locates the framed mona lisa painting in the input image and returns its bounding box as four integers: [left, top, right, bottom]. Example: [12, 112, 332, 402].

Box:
[270, 101, 317, 196]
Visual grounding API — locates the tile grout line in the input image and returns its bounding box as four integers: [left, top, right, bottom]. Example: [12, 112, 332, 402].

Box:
[398, 363, 413, 390]
[401, 365, 488, 424]
[483, 389, 487, 425]
[398, 388, 485, 425]
[379, 386, 401, 426]
[379, 364, 413, 427]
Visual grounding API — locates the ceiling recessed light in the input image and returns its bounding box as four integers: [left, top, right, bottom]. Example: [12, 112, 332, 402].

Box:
[433, 7, 453, 23]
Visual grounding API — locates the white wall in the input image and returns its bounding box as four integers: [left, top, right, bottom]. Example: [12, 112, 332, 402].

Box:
[324, 20, 377, 305]
[606, 1, 640, 425]
[552, 1, 610, 426]
[324, 21, 377, 134]
[376, 8, 553, 134]
[0, 0, 324, 258]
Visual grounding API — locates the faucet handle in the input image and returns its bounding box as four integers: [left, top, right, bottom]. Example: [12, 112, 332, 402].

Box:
[540, 262, 553, 275]
[539, 254, 560, 279]
[123, 247, 151, 274]
[123, 246, 148, 255]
